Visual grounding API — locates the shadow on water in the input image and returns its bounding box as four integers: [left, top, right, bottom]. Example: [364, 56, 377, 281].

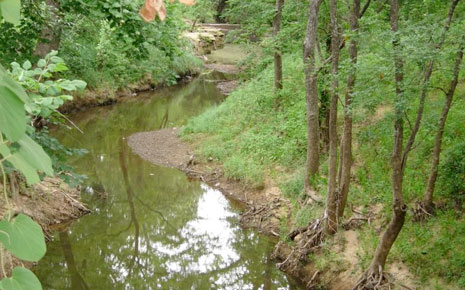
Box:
[34, 72, 303, 289]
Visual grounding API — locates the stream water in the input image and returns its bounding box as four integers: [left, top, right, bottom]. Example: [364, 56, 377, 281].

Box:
[34, 71, 302, 289]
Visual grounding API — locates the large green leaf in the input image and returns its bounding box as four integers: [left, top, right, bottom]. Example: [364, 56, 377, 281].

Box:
[0, 267, 42, 290]
[0, 0, 21, 26]
[0, 214, 46, 262]
[1, 135, 53, 184]
[0, 66, 29, 103]
[0, 65, 28, 142]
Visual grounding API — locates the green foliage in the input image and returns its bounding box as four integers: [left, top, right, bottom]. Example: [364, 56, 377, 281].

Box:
[223, 0, 275, 40]
[183, 53, 307, 188]
[6, 51, 88, 186]
[9, 51, 86, 122]
[0, 134, 53, 185]
[439, 140, 465, 204]
[31, 128, 87, 187]
[0, 69, 27, 142]
[178, 0, 216, 23]
[56, 0, 201, 91]
[223, 155, 264, 189]
[0, 267, 42, 290]
[0, 0, 49, 65]
[0, 214, 46, 262]
[0, 0, 21, 26]
[183, 1, 465, 287]
[0, 57, 49, 290]
[0, 64, 54, 184]
[395, 211, 465, 287]
[280, 173, 305, 200]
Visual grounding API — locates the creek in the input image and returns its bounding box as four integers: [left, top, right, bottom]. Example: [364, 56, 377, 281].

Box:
[34, 69, 302, 289]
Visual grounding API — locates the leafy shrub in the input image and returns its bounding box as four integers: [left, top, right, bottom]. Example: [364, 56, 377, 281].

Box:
[0, 0, 48, 65]
[8, 51, 88, 186]
[439, 140, 465, 204]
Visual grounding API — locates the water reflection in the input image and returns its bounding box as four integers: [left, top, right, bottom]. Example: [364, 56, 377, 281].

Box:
[35, 73, 301, 289]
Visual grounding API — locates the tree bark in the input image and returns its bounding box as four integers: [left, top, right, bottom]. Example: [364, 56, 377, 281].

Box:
[34, 0, 61, 58]
[273, 0, 284, 99]
[367, 0, 406, 274]
[325, 0, 340, 235]
[320, 89, 330, 154]
[423, 38, 464, 210]
[337, 0, 360, 218]
[303, 0, 323, 192]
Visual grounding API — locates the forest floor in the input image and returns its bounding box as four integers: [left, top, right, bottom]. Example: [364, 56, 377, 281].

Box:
[0, 177, 89, 278]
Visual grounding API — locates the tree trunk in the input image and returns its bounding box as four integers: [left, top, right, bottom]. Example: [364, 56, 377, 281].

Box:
[273, 0, 284, 99]
[34, 0, 61, 58]
[337, 0, 360, 218]
[320, 89, 330, 154]
[366, 0, 407, 274]
[215, 0, 228, 23]
[325, 0, 340, 235]
[423, 38, 464, 210]
[303, 0, 323, 192]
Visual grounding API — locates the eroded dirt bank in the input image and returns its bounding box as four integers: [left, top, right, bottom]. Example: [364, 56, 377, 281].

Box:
[0, 177, 89, 278]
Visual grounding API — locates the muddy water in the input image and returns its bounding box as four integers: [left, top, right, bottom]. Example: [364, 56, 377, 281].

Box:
[34, 72, 302, 289]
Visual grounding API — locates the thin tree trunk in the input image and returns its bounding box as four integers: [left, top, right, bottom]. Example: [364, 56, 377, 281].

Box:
[273, 0, 284, 99]
[366, 0, 406, 274]
[303, 0, 323, 192]
[325, 0, 340, 235]
[320, 89, 331, 154]
[320, 37, 332, 154]
[337, 0, 360, 218]
[423, 38, 464, 210]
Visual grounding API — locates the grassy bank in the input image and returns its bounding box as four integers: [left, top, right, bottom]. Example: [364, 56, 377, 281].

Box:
[181, 53, 465, 288]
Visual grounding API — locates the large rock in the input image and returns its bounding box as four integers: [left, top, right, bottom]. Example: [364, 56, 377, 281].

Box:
[183, 27, 225, 55]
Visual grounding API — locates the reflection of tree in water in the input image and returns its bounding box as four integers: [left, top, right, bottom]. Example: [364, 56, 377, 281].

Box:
[59, 231, 89, 290]
[118, 138, 140, 277]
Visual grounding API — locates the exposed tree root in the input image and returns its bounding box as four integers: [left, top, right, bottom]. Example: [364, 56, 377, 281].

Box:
[352, 268, 394, 290]
[240, 197, 283, 236]
[273, 218, 325, 274]
[412, 201, 434, 222]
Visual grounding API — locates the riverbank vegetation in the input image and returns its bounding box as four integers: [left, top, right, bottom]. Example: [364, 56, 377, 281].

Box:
[0, 0, 203, 102]
[2, 0, 465, 288]
[183, 0, 465, 288]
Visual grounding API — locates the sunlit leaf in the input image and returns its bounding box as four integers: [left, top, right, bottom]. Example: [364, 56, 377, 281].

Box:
[0, 0, 21, 26]
[0, 135, 53, 184]
[37, 59, 46, 68]
[71, 80, 87, 90]
[0, 66, 27, 142]
[22, 61, 31, 70]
